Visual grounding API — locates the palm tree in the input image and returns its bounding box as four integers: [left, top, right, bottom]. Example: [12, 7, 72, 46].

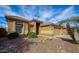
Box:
[58, 16, 79, 44]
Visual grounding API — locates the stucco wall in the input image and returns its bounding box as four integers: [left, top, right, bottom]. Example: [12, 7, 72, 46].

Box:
[53, 29, 67, 35]
[23, 23, 28, 34]
[30, 22, 36, 32]
[39, 26, 54, 36]
[39, 26, 68, 36]
[8, 20, 16, 33]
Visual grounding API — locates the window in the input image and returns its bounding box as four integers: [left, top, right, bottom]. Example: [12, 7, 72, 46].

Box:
[16, 23, 23, 33]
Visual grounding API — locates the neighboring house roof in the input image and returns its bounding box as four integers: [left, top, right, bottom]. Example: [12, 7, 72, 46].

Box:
[29, 19, 43, 23]
[5, 15, 29, 23]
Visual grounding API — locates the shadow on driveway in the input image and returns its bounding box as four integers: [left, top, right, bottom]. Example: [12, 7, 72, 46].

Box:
[57, 37, 79, 44]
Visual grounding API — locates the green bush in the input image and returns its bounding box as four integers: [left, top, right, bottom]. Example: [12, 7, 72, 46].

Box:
[27, 32, 37, 38]
[8, 32, 19, 39]
[0, 28, 8, 38]
[70, 28, 75, 33]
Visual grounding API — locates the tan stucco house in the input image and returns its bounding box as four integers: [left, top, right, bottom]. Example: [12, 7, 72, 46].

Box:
[5, 15, 67, 36]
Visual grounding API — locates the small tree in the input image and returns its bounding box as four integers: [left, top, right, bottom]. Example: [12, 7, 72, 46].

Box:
[66, 21, 77, 44]
[58, 16, 79, 44]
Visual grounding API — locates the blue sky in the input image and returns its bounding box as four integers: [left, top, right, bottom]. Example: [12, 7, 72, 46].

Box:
[0, 5, 79, 27]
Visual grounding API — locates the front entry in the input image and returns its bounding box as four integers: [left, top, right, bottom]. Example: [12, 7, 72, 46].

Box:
[36, 23, 40, 35]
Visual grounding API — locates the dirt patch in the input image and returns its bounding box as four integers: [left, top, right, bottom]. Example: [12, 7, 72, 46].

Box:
[18, 36, 79, 53]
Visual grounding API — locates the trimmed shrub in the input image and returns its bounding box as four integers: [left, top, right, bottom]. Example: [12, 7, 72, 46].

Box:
[8, 32, 19, 39]
[27, 32, 37, 38]
[0, 28, 8, 38]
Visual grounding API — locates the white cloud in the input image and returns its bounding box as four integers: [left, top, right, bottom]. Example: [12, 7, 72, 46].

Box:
[0, 5, 22, 17]
[0, 5, 79, 24]
[38, 6, 54, 22]
[20, 5, 54, 22]
[49, 6, 76, 23]
[19, 5, 37, 20]
[0, 5, 23, 27]
[56, 6, 74, 20]
[39, 10, 53, 21]
[0, 5, 11, 16]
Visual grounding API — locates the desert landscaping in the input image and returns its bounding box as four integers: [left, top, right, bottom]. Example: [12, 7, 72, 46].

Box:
[0, 34, 79, 53]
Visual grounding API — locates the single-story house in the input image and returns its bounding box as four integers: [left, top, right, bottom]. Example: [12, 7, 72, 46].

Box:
[5, 15, 68, 36]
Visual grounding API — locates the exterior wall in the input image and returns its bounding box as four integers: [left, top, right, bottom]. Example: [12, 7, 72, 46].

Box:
[39, 25, 68, 36]
[8, 20, 16, 33]
[39, 26, 54, 36]
[53, 29, 62, 35]
[23, 23, 28, 34]
[30, 22, 36, 32]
